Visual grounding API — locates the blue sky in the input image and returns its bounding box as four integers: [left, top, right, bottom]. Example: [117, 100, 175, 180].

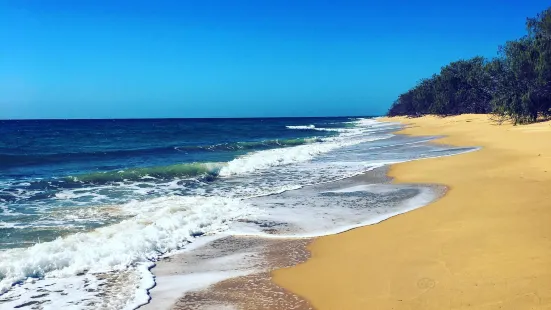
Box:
[1, 0, 549, 119]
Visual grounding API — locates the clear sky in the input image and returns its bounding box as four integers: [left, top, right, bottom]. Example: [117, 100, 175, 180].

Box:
[1, 0, 549, 119]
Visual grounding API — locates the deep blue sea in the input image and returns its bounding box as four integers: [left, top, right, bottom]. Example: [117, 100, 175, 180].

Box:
[0, 117, 476, 309]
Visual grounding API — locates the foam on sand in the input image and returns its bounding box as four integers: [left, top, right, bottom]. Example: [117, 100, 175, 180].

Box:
[143, 170, 447, 309]
[273, 114, 551, 310]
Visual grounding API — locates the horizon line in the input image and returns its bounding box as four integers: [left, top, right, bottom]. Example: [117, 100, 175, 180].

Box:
[0, 115, 382, 121]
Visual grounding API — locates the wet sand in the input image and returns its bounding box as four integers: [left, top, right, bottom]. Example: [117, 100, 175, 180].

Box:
[273, 114, 551, 309]
[142, 236, 314, 310]
[143, 165, 448, 309]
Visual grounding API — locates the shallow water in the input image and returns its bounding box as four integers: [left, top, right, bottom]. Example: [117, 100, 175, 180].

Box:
[144, 167, 449, 310]
[0, 117, 477, 309]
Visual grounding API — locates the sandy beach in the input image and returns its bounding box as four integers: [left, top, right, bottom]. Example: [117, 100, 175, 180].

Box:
[273, 114, 551, 309]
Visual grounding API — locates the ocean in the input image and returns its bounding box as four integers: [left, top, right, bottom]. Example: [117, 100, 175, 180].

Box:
[0, 117, 476, 309]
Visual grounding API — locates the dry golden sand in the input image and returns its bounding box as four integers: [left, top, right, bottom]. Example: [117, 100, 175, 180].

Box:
[272, 114, 551, 310]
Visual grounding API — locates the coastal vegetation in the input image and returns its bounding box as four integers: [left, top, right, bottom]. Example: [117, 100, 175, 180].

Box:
[387, 7, 551, 124]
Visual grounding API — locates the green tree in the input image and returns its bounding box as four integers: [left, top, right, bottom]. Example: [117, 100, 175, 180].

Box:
[388, 6, 551, 124]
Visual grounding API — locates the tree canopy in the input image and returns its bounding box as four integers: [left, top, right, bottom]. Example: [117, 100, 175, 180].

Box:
[387, 7, 551, 124]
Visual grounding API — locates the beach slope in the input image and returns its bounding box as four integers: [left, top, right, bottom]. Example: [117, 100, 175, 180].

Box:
[273, 114, 551, 309]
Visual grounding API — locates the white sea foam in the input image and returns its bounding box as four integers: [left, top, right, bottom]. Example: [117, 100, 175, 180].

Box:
[219, 135, 389, 177]
[144, 271, 249, 310]
[286, 124, 349, 132]
[0, 202, 24, 217]
[285, 125, 315, 129]
[0, 196, 254, 309]
[0, 263, 155, 310]
[0, 221, 18, 229]
[357, 118, 402, 128]
[221, 119, 386, 177]
[230, 184, 440, 239]
[54, 190, 107, 201]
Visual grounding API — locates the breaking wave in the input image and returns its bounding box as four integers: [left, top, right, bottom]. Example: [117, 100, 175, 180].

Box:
[67, 162, 224, 183]
[220, 135, 389, 176]
[286, 124, 350, 132]
[0, 196, 253, 308]
[65, 133, 384, 183]
[285, 125, 316, 130]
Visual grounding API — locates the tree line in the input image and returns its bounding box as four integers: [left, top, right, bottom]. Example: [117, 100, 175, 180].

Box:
[387, 7, 551, 124]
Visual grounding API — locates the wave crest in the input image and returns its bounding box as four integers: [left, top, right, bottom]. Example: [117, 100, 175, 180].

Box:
[285, 125, 316, 130]
[175, 137, 321, 152]
[68, 162, 224, 183]
[286, 124, 348, 132]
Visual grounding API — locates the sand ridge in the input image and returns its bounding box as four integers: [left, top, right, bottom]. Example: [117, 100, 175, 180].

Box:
[272, 114, 551, 309]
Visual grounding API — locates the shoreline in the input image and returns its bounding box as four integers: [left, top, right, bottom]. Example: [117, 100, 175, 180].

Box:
[272, 114, 551, 309]
[142, 162, 449, 309]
